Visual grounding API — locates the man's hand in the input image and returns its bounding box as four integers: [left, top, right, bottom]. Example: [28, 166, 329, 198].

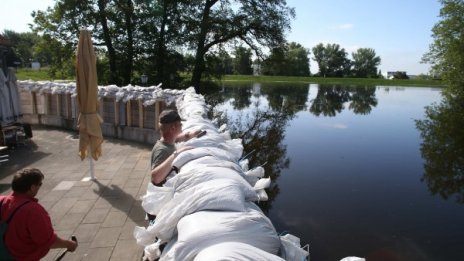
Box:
[179, 129, 202, 142]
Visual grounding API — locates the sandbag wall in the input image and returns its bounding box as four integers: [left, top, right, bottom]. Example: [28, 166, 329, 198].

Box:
[16, 81, 183, 143]
[134, 88, 309, 261]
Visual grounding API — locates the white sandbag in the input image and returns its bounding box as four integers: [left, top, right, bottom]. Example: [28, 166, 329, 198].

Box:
[340, 257, 365, 261]
[280, 234, 309, 261]
[254, 177, 271, 201]
[151, 178, 253, 241]
[172, 155, 244, 176]
[239, 158, 249, 171]
[181, 118, 217, 133]
[172, 147, 240, 169]
[162, 204, 280, 261]
[133, 226, 156, 246]
[142, 239, 162, 261]
[182, 131, 225, 148]
[218, 123, 227, 133]
[167, 167, 257, 201]
[142, 182, 174, 215]
[246, 166, 265, 178]
[244, 166, 265, 186]
[223, 138, 243, 158]
[194, 242, 285, 261]
[254, 177, 271, 190]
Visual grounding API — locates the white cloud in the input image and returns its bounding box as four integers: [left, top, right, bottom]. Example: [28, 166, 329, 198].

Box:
[338, 23, 354, 30]
[321, 123, 348, 129]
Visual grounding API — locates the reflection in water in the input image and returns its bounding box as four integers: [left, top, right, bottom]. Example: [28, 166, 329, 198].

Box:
[205, 83, 378, 212]
[205, 83, 298, 213]
[416, 90, 464, 203]
[349, 87, 378, 114]
[310, 85, 378, 116]
[205, 84, 462, 260]
[238, 106, 293, 213]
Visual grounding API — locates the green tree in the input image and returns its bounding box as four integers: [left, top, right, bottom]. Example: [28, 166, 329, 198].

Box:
[218, 49, 233, 75]
[31, 0, 187, 86]
[351, 48, 381, 78]
[1, 30, 40, 67]
[262, 45, 287, 76]
[187, 0, 295, 92]
[311, 43, 327, 77]
[30, 0, 293, 89]
[422, 0, 464, 91]
[35, 35, 74, 79]
[261, 42, 310, 76]
[393, 71, 409, 79]
[286, 42, 310, 76]
[312, 43, 350, 77]
[233, 46, 253, 75]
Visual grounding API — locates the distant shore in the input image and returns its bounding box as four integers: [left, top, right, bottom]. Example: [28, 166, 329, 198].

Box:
[15, 68, 444, 88]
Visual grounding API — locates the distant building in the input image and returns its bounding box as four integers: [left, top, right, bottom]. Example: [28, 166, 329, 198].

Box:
[385, 71, 408, 80]
[252, 62, 261, 76]
[31, 62, 41, 70]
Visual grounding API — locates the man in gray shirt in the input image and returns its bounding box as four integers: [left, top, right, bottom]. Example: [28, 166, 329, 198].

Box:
[150, 109, 199, 186]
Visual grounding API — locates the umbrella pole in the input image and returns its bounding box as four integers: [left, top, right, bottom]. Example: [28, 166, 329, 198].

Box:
[88, 147, 95, 180]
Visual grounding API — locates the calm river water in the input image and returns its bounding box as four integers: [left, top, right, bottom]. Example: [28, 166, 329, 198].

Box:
[205, 83, 463, 261]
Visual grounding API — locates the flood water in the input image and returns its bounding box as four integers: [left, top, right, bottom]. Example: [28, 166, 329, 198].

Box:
[205, 83, 464, 261]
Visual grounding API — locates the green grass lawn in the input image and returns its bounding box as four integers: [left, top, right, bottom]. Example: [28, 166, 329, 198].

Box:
[221, 75, 444, 87]
[16, 68, 444, 87]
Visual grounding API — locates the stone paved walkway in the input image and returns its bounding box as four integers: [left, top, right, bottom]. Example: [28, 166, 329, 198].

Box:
[0, 125, 155, 260]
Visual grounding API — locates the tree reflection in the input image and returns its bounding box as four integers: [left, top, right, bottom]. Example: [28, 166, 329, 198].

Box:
[349, 86, 378, 114]
[259, 84, 309, 114]
[310, 85, 377, 116]
[242, 108, 292, 213]
[206, 92, 294, 213]
[310, 85, 350, 116]
[416, 90, 464, 203]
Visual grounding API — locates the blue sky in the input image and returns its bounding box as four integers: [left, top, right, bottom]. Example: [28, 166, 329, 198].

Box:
[1, 0, 441, 75]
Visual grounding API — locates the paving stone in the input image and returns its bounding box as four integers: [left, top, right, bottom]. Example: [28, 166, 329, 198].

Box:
[73, 223, 100, 243]
[82, 208, 110, 224]
[94, 197, 113, 209]
[90, 227, 121, 248]
[54, 212, 86, 231]
[128, 200, 146, 222]
[82, 247, 113, 261]
[111, 239, 144, 261]
[110, 197, 135, 213]
[102, 211, 128, 228]
[52, 181, 76, 191]
[124, 178, 144, 189]
[57, 242, 91, 261]
[120, 220, 144, 240]
[68, 199, 97, 214]
[64, 186, 88, 198]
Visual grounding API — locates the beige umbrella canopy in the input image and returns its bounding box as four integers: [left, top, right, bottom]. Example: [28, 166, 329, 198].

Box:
[76, 30, 103, 161]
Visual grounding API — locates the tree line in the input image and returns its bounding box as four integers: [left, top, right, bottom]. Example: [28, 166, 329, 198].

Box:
[1, 0, 385, 91]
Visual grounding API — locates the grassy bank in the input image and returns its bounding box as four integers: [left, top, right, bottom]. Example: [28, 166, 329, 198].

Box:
[15, 68, 444, 87]
[221, 75, 444, 87]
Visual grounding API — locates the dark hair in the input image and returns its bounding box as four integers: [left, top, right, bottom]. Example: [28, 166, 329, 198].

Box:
[12, 168, 44, 193]
[159, 110, 181, 124]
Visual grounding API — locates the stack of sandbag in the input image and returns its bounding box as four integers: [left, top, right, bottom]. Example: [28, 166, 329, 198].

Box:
[134, 87, 308, 261]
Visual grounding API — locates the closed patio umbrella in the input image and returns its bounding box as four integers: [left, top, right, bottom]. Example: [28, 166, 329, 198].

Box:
[76, 29, 103, 179]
